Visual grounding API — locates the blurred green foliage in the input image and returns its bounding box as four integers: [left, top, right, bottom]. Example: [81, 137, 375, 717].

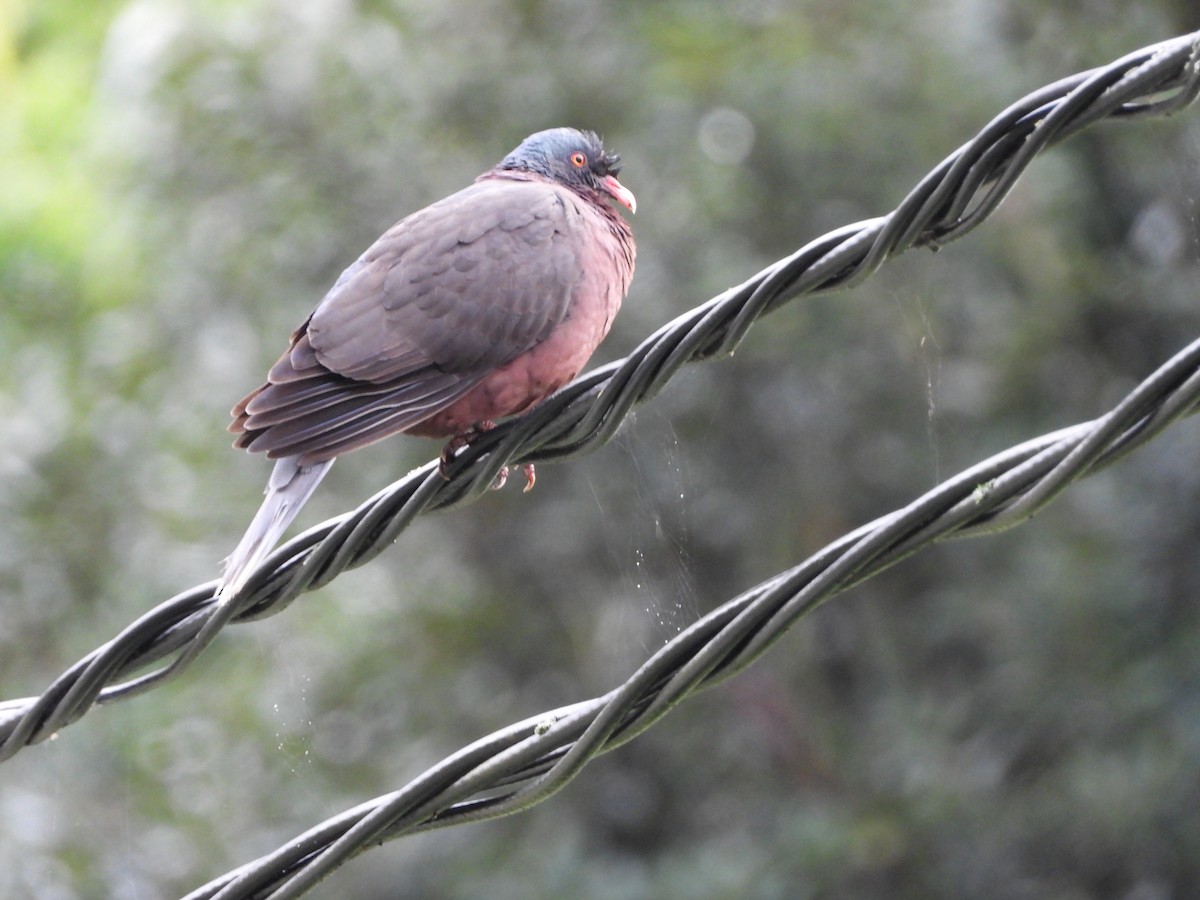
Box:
[2, 1, 1200, 897]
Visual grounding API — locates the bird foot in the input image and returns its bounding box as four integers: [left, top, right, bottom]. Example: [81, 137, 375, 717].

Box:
[438, 420, 498, 480]
[437, 440, 463, 480]
[488, 463, 536, 492]
[437, 422, 534, 491]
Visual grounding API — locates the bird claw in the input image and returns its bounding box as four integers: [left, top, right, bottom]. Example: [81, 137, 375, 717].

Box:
[438, 421, 497, 481]
[488, 463, 536, 492]
[439, 422, 534, 491]
[437, 442, 461, 480]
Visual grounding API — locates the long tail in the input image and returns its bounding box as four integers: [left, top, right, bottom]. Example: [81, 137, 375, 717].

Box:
[217, 456, 335, 605]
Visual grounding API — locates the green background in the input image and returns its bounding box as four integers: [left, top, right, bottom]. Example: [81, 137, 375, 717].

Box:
[2, 1, 1199, 897]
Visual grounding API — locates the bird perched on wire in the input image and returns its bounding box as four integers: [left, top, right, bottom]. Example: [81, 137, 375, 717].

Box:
[217, 128, 636, 604]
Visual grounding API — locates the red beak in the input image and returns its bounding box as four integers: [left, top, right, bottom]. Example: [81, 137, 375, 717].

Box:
[601, 174, 637, 214]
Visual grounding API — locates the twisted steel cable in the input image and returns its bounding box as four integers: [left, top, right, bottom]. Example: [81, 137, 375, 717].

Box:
[178, 329, 1200, 899]
[1, 30, 1198, 790]
[186, 36, 1200, 891]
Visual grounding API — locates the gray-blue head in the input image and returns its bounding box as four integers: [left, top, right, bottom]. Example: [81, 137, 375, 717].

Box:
[497, 128, 636, 213]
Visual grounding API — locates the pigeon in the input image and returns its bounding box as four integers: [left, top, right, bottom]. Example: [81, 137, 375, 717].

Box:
[217, 128, 636, 603]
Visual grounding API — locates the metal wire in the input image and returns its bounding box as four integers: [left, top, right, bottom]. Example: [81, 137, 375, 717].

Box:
[2, 29, 1200, 897]
[180, 334, 1200, 900]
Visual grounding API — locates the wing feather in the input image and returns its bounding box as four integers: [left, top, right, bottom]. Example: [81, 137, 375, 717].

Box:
[230, 177, 588, 463]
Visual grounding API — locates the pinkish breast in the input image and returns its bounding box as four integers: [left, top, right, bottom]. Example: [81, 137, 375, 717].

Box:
[407, 194, 634, 440]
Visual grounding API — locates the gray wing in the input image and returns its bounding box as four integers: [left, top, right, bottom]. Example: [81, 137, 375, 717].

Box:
[230, 178, 585, 462]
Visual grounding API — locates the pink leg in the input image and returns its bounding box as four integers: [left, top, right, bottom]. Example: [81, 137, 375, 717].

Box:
[437, 421, 536, 491]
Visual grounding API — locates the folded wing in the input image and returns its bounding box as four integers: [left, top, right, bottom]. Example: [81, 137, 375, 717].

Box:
[231, 179, 585, 463]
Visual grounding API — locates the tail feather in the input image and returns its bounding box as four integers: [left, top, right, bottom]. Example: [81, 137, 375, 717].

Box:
[217, 456, 335, 605]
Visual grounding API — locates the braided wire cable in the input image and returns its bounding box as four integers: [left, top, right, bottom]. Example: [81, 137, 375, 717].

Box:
[2, 29, 1198, 779]
[184, 331, 1200, 900]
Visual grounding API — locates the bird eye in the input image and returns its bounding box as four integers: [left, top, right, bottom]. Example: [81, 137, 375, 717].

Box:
[569, 152, 588, 168]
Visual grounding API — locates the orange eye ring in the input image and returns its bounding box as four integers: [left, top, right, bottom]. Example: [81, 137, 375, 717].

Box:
[569, 152, 587, 168]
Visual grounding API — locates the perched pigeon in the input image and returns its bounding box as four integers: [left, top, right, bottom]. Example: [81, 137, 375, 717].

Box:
[218, 128, 636, 602]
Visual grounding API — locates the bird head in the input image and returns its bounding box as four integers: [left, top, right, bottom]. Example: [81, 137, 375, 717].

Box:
[498, 128, 636, 214]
